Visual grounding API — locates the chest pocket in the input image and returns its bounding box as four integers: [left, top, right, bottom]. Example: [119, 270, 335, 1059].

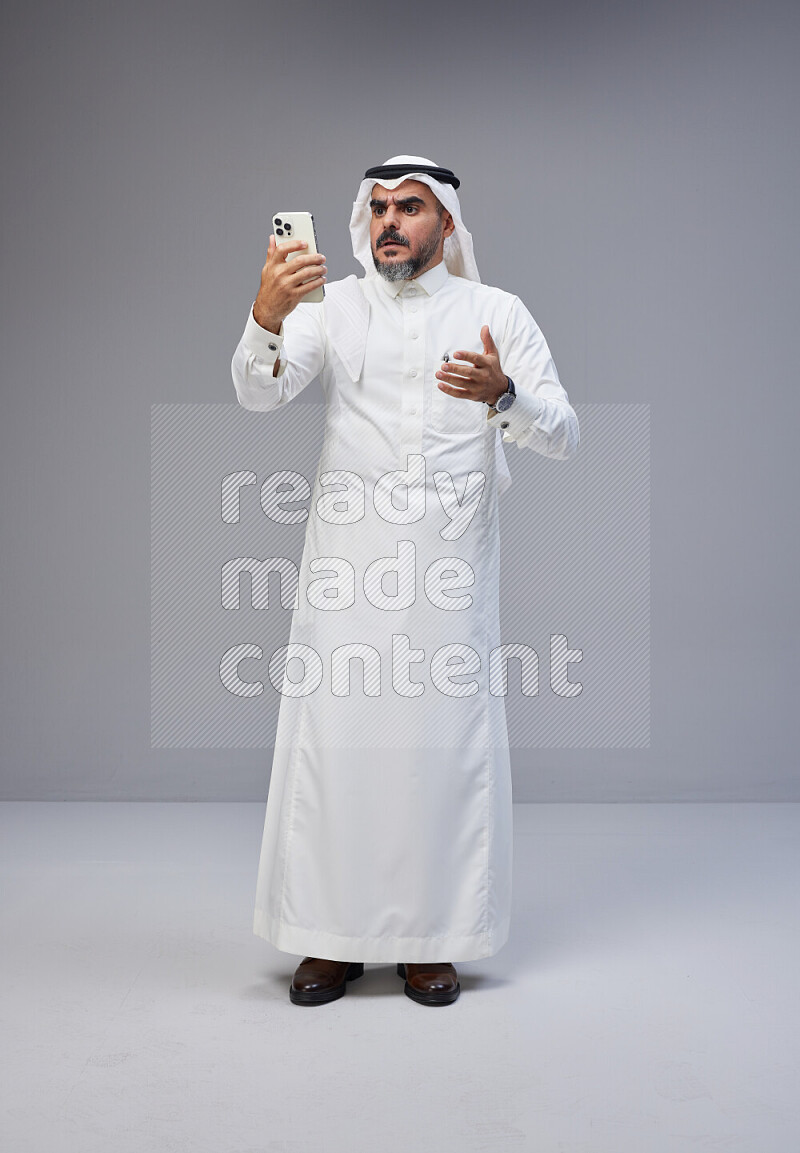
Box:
[431, 345, 489, 436]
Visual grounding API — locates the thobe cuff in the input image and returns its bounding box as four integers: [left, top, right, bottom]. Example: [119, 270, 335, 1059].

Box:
[487, 388, 544, 441]
[243, 305, 287, 377]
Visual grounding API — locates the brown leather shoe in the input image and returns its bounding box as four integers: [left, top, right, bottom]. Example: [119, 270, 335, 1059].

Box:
[290, 957, 365, 1005]
[396, 961, 460, 1005]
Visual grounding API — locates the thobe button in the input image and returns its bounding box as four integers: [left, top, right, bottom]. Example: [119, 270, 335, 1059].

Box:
[268, 343, 278, 351]
[500, 421, 509, 428]
[410, 407, 418, 415]
[410, 332, 419, 340]
[406, 288, 417, 296]
[410, 305, 419, 313]
[410, 369, 418, 378]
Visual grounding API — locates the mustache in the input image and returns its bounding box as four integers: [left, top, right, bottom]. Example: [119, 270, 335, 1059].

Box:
[377, 230, 409, 248]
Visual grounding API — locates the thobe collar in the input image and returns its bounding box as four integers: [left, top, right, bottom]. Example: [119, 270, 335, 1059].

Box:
[321, 260, 449, 385]
[374, 258, 450, 299]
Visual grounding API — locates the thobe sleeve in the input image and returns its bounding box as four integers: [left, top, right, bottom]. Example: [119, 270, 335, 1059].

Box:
[487, 296, 580, 460]
[231, 300, 326, 411]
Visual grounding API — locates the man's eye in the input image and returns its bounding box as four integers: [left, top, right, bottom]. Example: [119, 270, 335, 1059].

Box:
[404, 205, 417, 213]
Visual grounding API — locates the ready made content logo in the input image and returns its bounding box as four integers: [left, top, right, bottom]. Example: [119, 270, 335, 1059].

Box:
[150, 403, 649, 749]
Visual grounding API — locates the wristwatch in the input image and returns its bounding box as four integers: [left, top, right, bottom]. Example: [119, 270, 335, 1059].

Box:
[487, 376, 516, 414]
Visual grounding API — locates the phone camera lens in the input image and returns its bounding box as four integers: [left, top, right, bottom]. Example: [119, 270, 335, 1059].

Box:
[274, 218, 282, 226]
[285, 224, 292, 233]
[275, 227, 284, 236]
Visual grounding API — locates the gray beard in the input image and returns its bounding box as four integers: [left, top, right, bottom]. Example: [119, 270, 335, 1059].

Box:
[372, 223, 443, 282]
[373, 254, 418, 282]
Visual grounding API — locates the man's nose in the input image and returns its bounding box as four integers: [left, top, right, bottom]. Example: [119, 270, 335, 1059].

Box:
[384, 202, 403, 228]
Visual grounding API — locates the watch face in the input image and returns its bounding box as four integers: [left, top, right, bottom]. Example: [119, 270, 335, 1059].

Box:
[496, 391, 515, 412]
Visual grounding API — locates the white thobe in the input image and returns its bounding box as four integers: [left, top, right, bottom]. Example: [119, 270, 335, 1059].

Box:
[231, 259, 579, 962]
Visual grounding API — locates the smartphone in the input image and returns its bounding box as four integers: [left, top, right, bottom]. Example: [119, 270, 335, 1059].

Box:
[272, 211, 324, 303]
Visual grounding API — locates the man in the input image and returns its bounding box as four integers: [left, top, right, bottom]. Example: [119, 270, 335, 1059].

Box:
[231, 155, 579, 1007]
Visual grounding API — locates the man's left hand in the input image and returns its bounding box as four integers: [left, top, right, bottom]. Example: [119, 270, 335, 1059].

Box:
[435, 325, 508, 407]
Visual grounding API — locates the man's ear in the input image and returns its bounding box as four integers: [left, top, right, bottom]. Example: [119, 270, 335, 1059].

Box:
[443, 211, 456, 239]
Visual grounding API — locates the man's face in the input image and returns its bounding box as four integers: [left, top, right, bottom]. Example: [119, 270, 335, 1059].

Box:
[369, 179, 455, 281]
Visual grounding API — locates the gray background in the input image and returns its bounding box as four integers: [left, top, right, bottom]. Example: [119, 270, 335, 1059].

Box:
[1, 0, 796, 800]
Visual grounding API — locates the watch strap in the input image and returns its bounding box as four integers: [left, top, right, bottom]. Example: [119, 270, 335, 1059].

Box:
[488, 376, 516, 411]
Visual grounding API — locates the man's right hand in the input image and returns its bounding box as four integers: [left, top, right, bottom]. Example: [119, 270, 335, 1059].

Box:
[252, 235, 327, 334]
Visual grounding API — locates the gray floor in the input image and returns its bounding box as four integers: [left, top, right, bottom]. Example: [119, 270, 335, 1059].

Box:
[1, 802, 798, 1152]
